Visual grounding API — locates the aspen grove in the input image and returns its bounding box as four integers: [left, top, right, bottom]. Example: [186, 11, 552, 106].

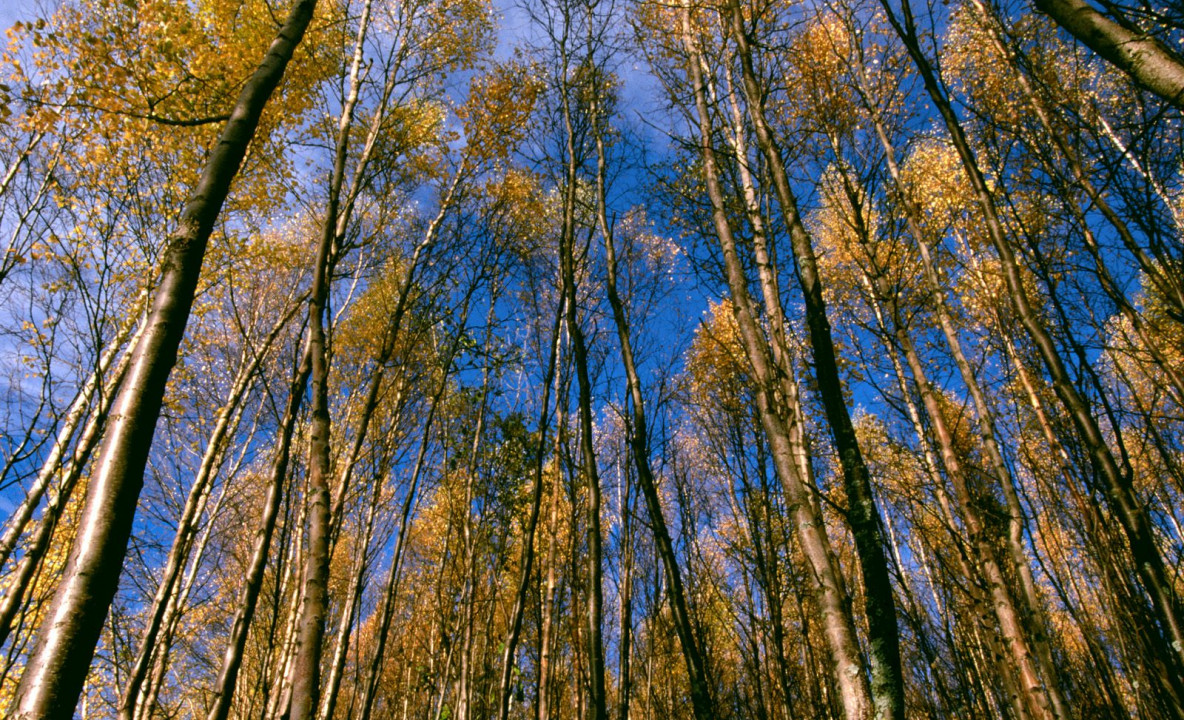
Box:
[0, 0, 1181, 717]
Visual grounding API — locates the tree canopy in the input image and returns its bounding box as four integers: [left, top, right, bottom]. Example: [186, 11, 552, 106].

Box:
[0, 0, 1181, 718]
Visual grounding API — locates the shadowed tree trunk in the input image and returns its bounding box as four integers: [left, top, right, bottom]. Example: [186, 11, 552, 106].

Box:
[589, 57, 714, 720]
[559, 117, 608, 720]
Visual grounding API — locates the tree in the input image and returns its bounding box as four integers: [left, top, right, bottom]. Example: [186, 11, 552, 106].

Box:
[10, 3, 319, 717]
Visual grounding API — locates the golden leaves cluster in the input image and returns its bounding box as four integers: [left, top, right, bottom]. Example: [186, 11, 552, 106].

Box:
[685, 299, 753, 419]
[782, 12, 861, 134]
[458, 60, 543, 164]
[480, 167, 551, 259]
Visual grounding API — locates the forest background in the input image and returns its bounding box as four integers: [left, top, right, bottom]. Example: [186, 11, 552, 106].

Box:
[0, 0, 1181, 718]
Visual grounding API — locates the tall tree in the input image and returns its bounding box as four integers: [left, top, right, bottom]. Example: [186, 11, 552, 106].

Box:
[11, 3, 318, 717]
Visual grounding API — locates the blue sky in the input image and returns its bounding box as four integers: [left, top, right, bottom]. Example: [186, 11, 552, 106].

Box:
[1, 2, 33, 29]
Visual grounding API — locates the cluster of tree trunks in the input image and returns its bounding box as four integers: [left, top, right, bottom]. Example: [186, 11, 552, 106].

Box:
[0, 0, 1181, 718]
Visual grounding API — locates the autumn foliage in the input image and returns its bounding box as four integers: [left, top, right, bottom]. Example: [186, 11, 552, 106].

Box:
[0, 0, 1181, 718]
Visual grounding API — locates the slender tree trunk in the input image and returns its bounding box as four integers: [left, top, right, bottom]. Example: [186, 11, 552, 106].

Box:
[559, 99, 608, 720]
[872, 270, 1059, 720]
[0, 132, 65, 292]
[615, 459, 633, 720]
[455, 309, 496, 720]
[354, 416, 436, 720]
[882, 3, 1184, 706]
[251, 460, 304, 720]
[880, 507, 951, 718]
[136, 417, 251, 720]
[134, 409, 245, 720]
[316, 468, 380, 720]
[681, 9, 876, 718]
[725, 7, 904, 716]
[315, 378, 411, 720]
[729, 448, 799, 720]
[830, 139, 1066, 719]
[844, 45, 1079, 718]
[494, 277, 566, 720]
[589, 58, 713, 720]
[285, 254, 334, 720]
[0, 126, 45, 205]
[717, 65, 830, 720]
[567, 487, 589, 720]
[267, 490, 313, 720]
[206, 342, 313, 720]
[964, 0, 1184, 385]
[536, 389, 566, 720]
[12, 4, 317, 716]
[977, 0, 1184, 317]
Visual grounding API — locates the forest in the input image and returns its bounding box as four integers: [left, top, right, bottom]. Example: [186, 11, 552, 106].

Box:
[0, 0, 1181, 717]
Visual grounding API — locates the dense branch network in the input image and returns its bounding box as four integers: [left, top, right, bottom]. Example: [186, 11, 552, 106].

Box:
[0, 0, 1180, 718]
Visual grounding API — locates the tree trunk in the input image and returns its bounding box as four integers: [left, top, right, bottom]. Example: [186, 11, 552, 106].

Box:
[590, 62, 713, 720]
[12, 3, 317, 716]
[615, 470, 633, 720]
[536, 392, 566, 720]
[205, 342, 312, 720]
[725, 6, 904, 716]
[455, 310, 495, 720]
[1032, 0, 1184, 110]
[680, 8, 877, 718]
[827, 132, 1067, 718]
[558, 91, 608, 720]
[882, 2, 1184, 706]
